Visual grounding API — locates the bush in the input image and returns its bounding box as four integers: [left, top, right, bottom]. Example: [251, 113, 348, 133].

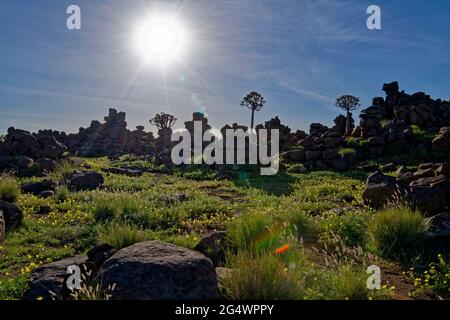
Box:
[93, 199, 120, 222]
[228, 212, 285, 254]
[97, 223, 150, 249]
[0, 175, 20, 203]
[368, 206, 429, 262]
[54, 186, 69, 203]
[220, 250, 304, 299]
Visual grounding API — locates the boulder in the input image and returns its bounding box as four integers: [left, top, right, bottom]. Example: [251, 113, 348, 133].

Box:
[22, 180, 57, 195]
[38, 190, 54, 199]
[194, 231, 232, 266]
[0, 200, 23, 230]
[95, 241, 219, 300]
[435, 162, 450, 177]
[0, 210, 5, 244]
[409, 186, 448, 216]
[330, 158, 347, 171]
[289, 149, 306, 162]
[322, 149, 338, 160]
[36, 158, 58, 172]
[424, 213, 450, 255]
[362, 172, 399, 209]
[17, 157, 34, 169]
[432, 127, 450, 153]
[305, 151, 322, 161]
[87, 243, 118, 268]
[37, 136, 67, 159]
[315, 160, 329, 170]
[23, 255, 92, 300]
[69, 172, 104, 190]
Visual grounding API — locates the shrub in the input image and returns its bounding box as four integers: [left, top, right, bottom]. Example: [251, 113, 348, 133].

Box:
[97, 223, 150, 249]
[220, 250, 304, 299]
[54, 186, 69, 203]
[56, 160, 77, 182]
[228, 212, 284, 254]
[93, 199, 120, 222]
[0, 175, 20, 203]
[368, 206, 429, 262]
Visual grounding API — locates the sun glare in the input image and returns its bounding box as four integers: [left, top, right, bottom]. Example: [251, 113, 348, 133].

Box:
[134, 15, 188, 66]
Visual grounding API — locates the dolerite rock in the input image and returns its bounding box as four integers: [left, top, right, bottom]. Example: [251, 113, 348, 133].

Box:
[424, 213, 450, 255]
[0, 200, 23, 231]
[37, 136, 67, 159]
[95, 241, 219, 300]
[87, 243, 118, 268]
[23, 255, 92, 300]
[17, 157, 34, 169]
[69, 172, 104, 190]
[38, 190, 54, 199]
[432, 127, 450, 153]
[330, 158, 348, 171]
[22, 180, 57, 195]
[36, 158, 58, 172]
[362, 171, 399, 209]
[282, 149, 306, 162]
[194, 231, 233, 266]
[0, 210, 5, 244]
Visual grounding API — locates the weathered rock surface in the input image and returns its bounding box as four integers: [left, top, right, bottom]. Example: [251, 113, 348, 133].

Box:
[21, 180, 57, 196]
[95, 241, 219, 300]
[362, 171, 399, 209]
[0, 200, 23, 231]
[194, 231, 232, 266]
[23, 255, 91, 300]
[69, 172, 104, 190]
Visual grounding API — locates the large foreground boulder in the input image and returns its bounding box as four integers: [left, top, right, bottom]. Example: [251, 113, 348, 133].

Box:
[95, 241, 219, 300]
[0, 200, 23, 231]
[69, 172, 104, 190]
[23, 255, 90, 300]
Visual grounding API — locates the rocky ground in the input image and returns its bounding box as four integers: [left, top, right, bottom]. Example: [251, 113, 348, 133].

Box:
[0, 81, 449, 300]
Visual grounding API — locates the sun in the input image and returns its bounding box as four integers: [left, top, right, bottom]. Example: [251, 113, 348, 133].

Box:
[134, 15, 188, 66]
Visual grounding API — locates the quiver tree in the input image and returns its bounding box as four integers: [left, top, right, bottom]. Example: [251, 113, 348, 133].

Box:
[335, 95, 360, 136]
[149, 113, 177, 130]
[241, 91, 266, 129]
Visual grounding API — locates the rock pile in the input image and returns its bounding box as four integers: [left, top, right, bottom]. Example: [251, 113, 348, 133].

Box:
[282, 120, 347, 171]
[363, 162, 450, 215]
[65, 108, 155, 157]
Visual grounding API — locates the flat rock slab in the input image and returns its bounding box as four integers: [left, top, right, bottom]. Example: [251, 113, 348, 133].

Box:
[95, 241, 219, 300]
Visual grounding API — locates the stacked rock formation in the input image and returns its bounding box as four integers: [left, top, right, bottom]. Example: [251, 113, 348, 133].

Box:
[56, 108, 155, 157]
[282, 117, 348, 171]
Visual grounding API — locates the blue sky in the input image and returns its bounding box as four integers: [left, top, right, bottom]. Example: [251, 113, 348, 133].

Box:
[1, 0, 449, 134]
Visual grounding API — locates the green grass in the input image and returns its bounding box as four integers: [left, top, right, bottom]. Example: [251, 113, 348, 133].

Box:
[368, 206, 429, 262]
[0, 175, 20, 203]
[0, 155, 427, 300]
[97, 222, 151, 249]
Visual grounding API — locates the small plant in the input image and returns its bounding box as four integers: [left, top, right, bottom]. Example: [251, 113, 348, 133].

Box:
[93, 199, 120, 222]
[228, 212, 284, 254]
[54, 186, 69, 203]
[56, 160, 77, 182]
[368, 206, 429, 262]
[97, 223, 149, 249]
[409, 254, 450, 298]
[220, 250, 304, 299]
[0, 175, 20, 203]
